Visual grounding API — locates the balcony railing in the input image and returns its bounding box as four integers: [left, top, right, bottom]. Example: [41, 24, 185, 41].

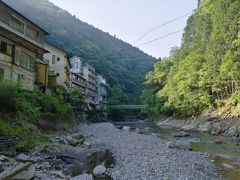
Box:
[0, 13, 43, 43]
[9, 20, 24, 33]
[25, 29, 43, 43]
[0, 13, 9, 24]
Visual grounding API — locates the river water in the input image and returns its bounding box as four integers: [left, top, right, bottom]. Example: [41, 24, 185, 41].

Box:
[113, 120, 240, 180]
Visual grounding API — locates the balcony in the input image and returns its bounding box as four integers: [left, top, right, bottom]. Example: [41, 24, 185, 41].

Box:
[0, 13, 43, 44]
[9, 20, 24, 33]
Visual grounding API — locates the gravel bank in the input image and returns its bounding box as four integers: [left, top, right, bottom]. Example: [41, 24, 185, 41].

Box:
[77, 123, 219, 180]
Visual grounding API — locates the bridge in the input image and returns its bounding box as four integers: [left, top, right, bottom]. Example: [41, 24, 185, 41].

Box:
[108, 105, 145, 110]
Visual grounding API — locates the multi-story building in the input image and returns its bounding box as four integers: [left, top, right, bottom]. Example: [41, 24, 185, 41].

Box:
[97, 75, 107, 109]
[0, 1, 48, 89]
[83, 62, 98, 104]
[70, 56, 106, 107]
[69, 56, 86, 96]
[70, 72, 87, 95]
[44, 43, 71, 89]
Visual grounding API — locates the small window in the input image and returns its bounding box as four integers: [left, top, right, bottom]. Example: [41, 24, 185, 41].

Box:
[26, 26, 38, 38]
[52, 55, 55, 64]
[0, 41, 13, 56]
[57, 57, 60, 61]
[56, 73, 60, 76]
[11, 17, 23, 26]
[20, 52, 36, 71]
[0, 68, 4, 80]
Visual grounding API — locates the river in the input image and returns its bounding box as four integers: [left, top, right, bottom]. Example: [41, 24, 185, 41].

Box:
[113, 120, 240, 180]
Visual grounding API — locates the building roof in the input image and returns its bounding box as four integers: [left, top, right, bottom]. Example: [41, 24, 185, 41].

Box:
[1, 0, 49, 35]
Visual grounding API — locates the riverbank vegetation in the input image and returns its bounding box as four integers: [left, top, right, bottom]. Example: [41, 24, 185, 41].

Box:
[0, 81, 81, 151]
[143, 0, 240, 118]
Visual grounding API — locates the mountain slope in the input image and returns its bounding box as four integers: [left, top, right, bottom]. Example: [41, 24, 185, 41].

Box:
[3, 0, 156, 104]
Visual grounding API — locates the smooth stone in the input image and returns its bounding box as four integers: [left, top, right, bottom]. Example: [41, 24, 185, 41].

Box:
[0, 155, 7, 161]
[222, 163, 234, 170]
[166, 141, 176, 148]
[93, 165, 106, 176]
[173, 131, 190, 137]
[0, 162, 32, 179]
[175, 140, 192, 150]
[214, 139, 223, 144]
[122, 126, 131, 131]
[70, 173, 94, 180]
[53, 170, 65, 178]
[35, 171, 53, 179]
[11, 164, 36, 180]
[16, 153, 30, 163]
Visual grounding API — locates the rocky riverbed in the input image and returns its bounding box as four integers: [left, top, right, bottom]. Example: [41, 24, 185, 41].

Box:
[78, 123, 219, 180]
[0, 122, 221, 180]
[157, 116, 240, 137]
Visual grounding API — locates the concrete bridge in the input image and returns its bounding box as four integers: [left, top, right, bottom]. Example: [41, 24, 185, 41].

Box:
[108, 105, 145, 110]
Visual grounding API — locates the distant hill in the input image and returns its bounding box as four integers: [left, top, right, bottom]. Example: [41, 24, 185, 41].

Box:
[3, 0, 156, 104]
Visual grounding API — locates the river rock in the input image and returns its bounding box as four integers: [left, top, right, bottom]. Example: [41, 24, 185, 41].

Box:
[167, 140, 192, 150]
[167, 141, 176, 148]
[175, 140, 192, 150]
[93, 165, 106, 176]
[16, 153, 30, 163]
[11, 164, 35, 180]
[0, 155, 7, 161]
[35, 171, 53, 179]
[173, 131, 190, 137]
[70, 173, 94, 180]
[231, 137, 240, 142]
[222, 163, 234, 170]
[72, 133, 84, 140]
[53, 170, 65, 178]
[122, 126, 131, 131]
[214, 139, 223, 144]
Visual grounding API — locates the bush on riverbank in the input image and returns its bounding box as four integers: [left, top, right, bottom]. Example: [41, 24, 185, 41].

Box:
[0, 81, 79, 151]
[0, 81, 75, 121]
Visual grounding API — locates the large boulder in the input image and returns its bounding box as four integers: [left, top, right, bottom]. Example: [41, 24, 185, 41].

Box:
[175, 140, 192, 150]
[70, 173, 94, 180]
[52, 171, 65, 178]
[93, 165, 106, 176]
[167, 140, 192, 151]
[0, 155, 7, 162]
[16, 153, 30, 163]
[173, 131, 190, 137]
[122, 126, 131, 131]
[11, 164, 35, 180]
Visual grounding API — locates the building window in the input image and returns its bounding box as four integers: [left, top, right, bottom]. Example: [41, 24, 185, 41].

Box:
[52, 55, 56, 64]
[0, 68, 4, 80]
[10, 16, 24, 32]
[20, 52, 35, 71]
[57, 57, 60, 61]
[26, 26, 38, 38]
[0, 41, 13, 56]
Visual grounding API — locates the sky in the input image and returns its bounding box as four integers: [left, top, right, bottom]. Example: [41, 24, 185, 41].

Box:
[48, 0, 198, 58]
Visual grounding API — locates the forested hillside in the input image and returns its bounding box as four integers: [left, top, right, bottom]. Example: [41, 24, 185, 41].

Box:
[143, 0, 240, 117]
[3, 0, 156, 104]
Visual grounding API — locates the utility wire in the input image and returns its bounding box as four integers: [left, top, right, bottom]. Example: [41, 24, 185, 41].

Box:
[137, 28, 184, 47]
[132, 10, 194, 45]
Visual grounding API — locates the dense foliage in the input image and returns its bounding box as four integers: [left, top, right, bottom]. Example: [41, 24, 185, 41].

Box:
[4, 0, 156, 105]
[143, 0, 240, 118]
[0, 81, 75, 128]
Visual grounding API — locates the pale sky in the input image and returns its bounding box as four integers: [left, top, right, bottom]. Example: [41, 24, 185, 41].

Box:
[49, 0, 198, 58]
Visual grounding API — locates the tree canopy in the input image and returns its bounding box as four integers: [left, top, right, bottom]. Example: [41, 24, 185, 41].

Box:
[143, 0, 240, 118]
